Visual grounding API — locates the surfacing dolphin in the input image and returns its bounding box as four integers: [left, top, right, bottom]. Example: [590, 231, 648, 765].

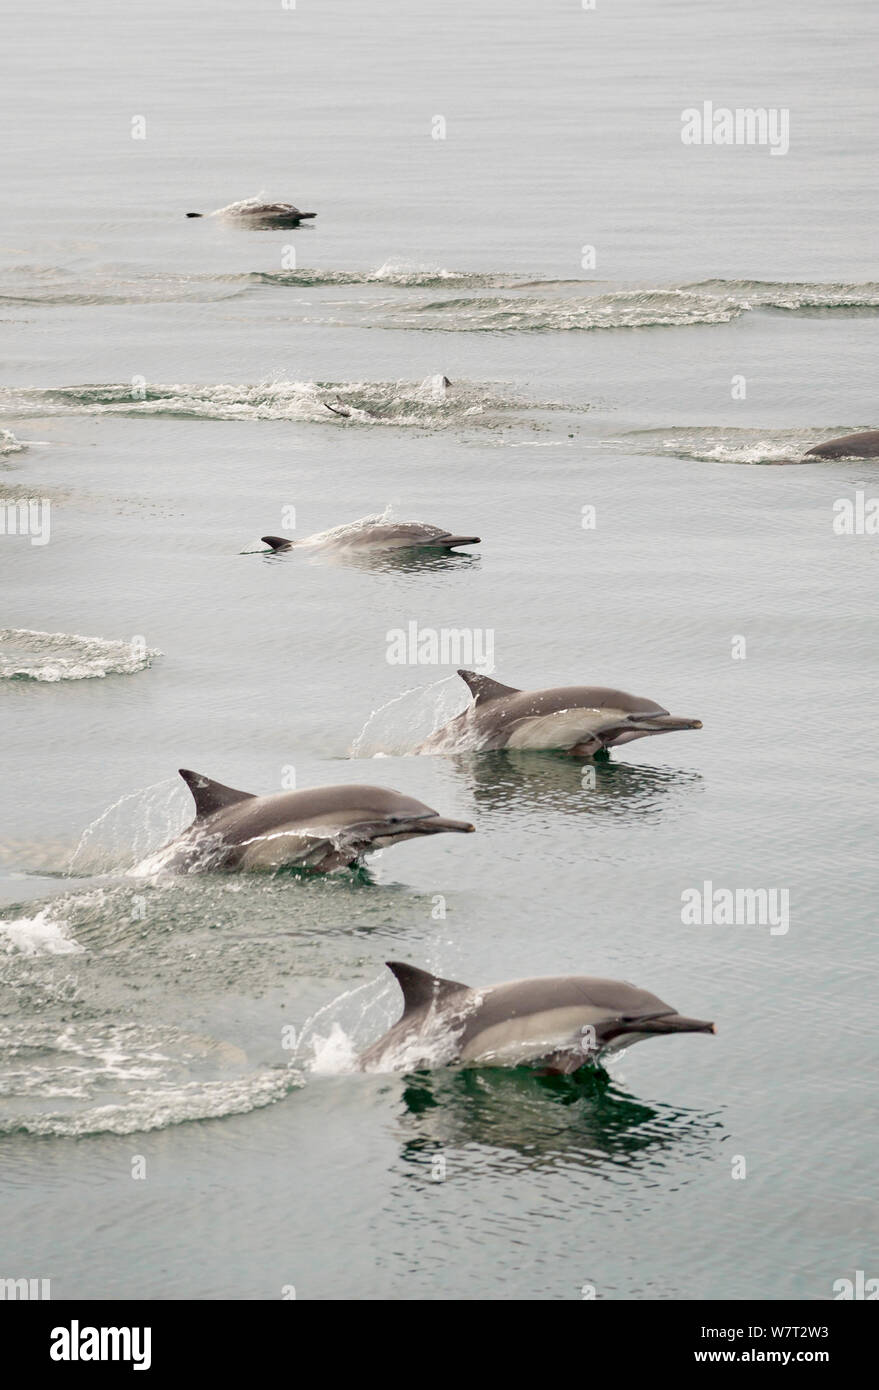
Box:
[804, 430, 879, 459]
[417, 670, 702, 755]
[261, 519, 480, 554]
[185, 198, 316, 226]
[358, 962, 715, 1073]
[323, 376, 452, 419]
[134, 770, 474, 875]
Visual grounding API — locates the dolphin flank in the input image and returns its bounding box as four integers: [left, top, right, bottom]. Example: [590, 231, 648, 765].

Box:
[261, 520, 480, 554]
[804, 430, 879, 459]
[358, 962, 716, 1073]
[417, 670, 702, 755]
[185, 198, 317, 224]
[133, 770, 474, 875]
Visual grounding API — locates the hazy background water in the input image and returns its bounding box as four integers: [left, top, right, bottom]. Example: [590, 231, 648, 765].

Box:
[1, 0, 877, 1300]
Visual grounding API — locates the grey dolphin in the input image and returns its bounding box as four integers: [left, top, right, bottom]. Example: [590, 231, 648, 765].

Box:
[134, 770, 474, 875]
[804, 430, 879, 459]
[261, 521, 480, 554]
[358, 962, 715, 1073]
[417, 670, 702, 755]
[186, 199, 316, 224]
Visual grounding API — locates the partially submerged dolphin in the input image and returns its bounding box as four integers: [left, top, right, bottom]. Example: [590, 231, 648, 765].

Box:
[323, 375, 452, 419]
[135, 770, 474, 874]
[417, 671, 702, 755]
[358, 962, 715, 1073]
[185, 199, 316, 225]
[261, 520, 480, 554]
[805, 430, 879, 459]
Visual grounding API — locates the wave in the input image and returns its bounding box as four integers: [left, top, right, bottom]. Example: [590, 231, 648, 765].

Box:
[688, 278, 879, 312]
[0, 261, 577, 305]
[0, 1019, 300, 1136]
[611, 426, 874, 466]
[250, 263, 570, 289]
[0, 629, 161, 682]
[0, 378, 538, 429]
[373, 287, 743, 332]
[4, 265, 877, 323]
[0, 264, 244, 307]
[366, 280, 879, 333]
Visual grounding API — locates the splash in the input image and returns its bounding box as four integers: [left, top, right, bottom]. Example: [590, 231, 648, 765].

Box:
[0, 378, 529, 430]
[351, 675, 468, 757]
[0, 629, 161, 682]
[0, 906, 83, 957]
[293, 972, 398, 1074]
[68, 780, 188, 877]
[612, 427, 865, 466]
[295, 505, 396, 548]
[0, 428, 27, 455]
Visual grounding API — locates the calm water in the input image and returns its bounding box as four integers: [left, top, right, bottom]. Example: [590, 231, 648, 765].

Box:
[1, 0, 877, 1300]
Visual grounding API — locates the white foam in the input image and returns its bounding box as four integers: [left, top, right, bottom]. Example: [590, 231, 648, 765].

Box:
[0, 629, 161, 682]
[307, 1021, 360, 1074]
[0, 428, 27, 455]
[0, 907, 82, 957]
[0, 379, 521, 430]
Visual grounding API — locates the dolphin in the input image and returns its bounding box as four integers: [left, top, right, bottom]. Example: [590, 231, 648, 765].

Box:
[358, 962, 715, 1073]
[186, 199, 316, 225]
[133, 770, 474, 875]
[261, 520, 480, 554]
[417, 670, 702, 755]
[804, 430, 879, 459]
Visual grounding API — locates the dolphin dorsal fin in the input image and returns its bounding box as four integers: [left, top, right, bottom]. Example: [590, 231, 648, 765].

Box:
[261, 535, 293, 551]
[457, 669, 520, 705]
[178, 768, 256, 819]
[386, 962, 468, 1015]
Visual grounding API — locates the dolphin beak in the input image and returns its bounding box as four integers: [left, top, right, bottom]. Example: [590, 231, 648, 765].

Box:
[414, 816, 476, 835]
[634, 714, 702, 732]
[637, 1014, 715, 1035]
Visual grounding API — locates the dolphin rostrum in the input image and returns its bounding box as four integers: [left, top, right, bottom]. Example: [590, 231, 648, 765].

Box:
[417, 670, 702, 755]
[133, 770, 474, 875]
[261, 520, 480, 554]
[804, 430, 879, 459]
[358, 962, 715, 1073]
